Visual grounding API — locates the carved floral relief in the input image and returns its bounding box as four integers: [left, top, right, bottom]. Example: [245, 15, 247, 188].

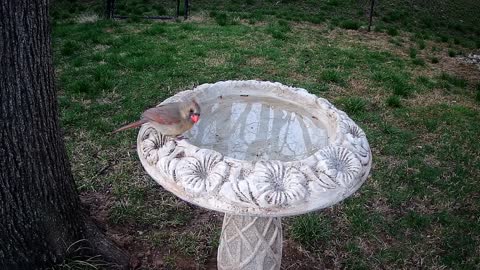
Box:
[137, 81, 372, 215]
[248, 161, 307, 207]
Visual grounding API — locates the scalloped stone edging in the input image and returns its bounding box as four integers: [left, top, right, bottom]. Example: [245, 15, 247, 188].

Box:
[137, 80, 372, 217]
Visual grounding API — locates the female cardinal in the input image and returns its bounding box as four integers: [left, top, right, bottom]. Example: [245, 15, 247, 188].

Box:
[113, 99, 201, 137]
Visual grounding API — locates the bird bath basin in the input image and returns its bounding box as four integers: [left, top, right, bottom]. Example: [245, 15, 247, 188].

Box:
[137, 80, 372, 269]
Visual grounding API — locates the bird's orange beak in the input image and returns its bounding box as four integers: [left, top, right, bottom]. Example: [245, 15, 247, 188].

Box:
[191, 114, 200, 123]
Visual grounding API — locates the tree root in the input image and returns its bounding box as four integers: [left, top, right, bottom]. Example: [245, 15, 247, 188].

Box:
[83, 216, 131, 270]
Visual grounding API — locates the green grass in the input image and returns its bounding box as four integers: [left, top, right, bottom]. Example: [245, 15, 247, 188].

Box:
[417, 39, 426, 50]
[386, 26, 399, 36]
[52, 0, 480, 48]
[144, 23, 167, 35]
[266, 20, 291, 40]
[386, 95, 402, 108]
[340, 19, 360, 30]
[448, 49, 457, 57]
[172, 232, 201, 257]
[210, 11, 238, 26]
[338, 97, 367, 116]
[439, 72, 468, 89]
[321, 69, 346, 85]
[412, 58, 425, 66]
[51, 239, 114, 270]
[409, 47, 417, 58]
[372, 69, 415, 97]
[416, 76, 436, 90]
[289, 213, 332, 249]
[51, 1, 480, 269]
[61, 41, 81, 56]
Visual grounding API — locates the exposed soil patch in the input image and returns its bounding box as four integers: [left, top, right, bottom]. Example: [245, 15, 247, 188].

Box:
[81, 190, 223, 269]
[281, 239, 323, 269]
[439, 55, 480, 84]
[75, 13, 99, 24]
[247, 56, 267, 66]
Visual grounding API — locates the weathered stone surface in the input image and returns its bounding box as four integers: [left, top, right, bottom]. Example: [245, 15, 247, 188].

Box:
[217, 215, 282, 270]
[137, 80, 372, 217]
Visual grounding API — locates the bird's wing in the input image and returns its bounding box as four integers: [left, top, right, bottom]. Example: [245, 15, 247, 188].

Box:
[142, 104, 181, 125]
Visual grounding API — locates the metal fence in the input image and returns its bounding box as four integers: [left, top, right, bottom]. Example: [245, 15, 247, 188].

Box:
[105, 0, 189, 20]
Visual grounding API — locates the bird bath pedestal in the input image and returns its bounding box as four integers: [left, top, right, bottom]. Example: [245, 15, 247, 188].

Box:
[137, 81, 372, 269]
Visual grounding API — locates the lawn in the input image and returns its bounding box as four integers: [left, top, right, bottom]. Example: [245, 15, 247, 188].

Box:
[52, 0, 480, 269]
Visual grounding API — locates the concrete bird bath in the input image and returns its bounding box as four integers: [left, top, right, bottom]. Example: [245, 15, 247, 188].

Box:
[137, 80, 372, 269]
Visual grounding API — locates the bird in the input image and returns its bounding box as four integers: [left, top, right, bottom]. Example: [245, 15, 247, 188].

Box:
[112, 99, 201, 137]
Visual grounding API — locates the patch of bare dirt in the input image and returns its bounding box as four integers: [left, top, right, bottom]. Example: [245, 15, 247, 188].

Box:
[205, 53, 227, 67]
[439, 55, 480, 84]
[188, 12, 209, 23]
[239, 19, 268, 27]
[247, 56, 267, 66]
[282, 240, 323, 270]
[327, 28, 410, 58]
[81, 190, 222, 269]
[407, 88, 478, 111]
[75, 13, 99, 24]
[291, 21, 328, 32]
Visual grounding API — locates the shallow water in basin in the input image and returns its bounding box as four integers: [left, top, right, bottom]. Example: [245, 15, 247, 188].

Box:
[186, 95, 329, 162]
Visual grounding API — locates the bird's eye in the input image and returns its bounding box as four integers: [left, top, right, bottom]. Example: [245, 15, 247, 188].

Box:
[189, 109, 194, 113]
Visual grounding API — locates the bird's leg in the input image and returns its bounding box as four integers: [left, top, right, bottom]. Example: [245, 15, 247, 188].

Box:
[175, 135, 187, 140]
[167, 135, 186, 141]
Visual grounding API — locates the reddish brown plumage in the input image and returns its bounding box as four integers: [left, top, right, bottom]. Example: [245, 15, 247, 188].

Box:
[112, 120, 146, 133]
[112, 99, 201, 136]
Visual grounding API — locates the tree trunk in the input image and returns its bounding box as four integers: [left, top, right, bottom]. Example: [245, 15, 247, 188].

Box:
[0, 1, 128, 269]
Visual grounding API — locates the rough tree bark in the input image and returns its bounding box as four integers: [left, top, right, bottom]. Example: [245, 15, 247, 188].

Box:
[0, 1, 128, 269]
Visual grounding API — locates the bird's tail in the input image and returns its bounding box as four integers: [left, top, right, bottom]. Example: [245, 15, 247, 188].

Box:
[112, 120, 146, 134]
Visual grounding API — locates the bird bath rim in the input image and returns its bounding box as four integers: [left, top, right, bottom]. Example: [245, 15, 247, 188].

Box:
[137, 80, 372, 217]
